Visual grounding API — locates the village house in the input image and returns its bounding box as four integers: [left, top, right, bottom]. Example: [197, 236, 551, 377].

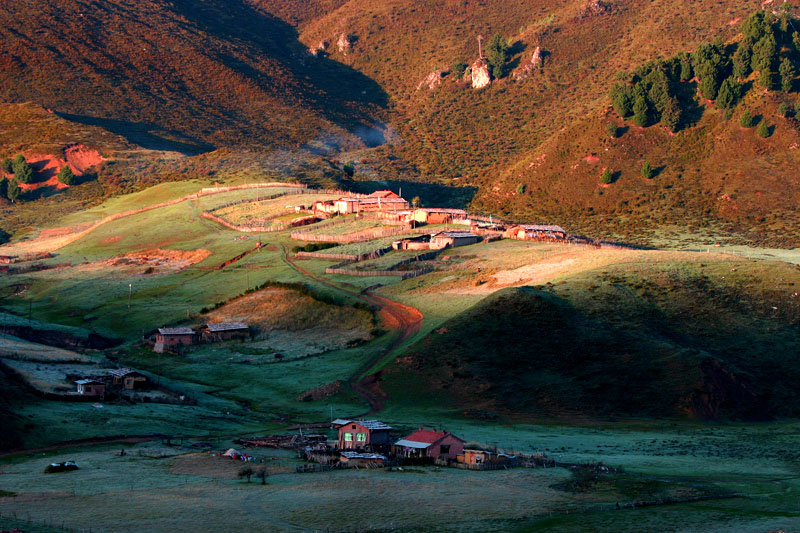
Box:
[408, 208, 468, 225]
[74, 379, 105, 397]
[334, 196, 409, 215]
[313, 199, 338, 215]
[458, 448, 517, 467]
[201, 322, 250, 342]
[429, 231, 481, 250]
[335, 420, 393, 449]
[393, 428, 465, 461]
[0, 255, 17, 264]
[368, 190, 401, 199]
[392, 234, 431, 251]
[155, 327, 197, 352]
[504, 224, 567, 241]
[109, 369, 148, 390]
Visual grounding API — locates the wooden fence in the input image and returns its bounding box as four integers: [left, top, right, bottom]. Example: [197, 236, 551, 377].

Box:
[201, 212, 319, 233]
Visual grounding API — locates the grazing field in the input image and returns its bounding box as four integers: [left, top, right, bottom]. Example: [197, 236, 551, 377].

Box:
[210, 193, 337, 226]
[0, 335, 90, 363]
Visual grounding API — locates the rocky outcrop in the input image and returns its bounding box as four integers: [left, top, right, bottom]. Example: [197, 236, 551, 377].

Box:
[471, 58, 491, 89]
[512, 46, 543, 80]
[417, 70, 444, 90]
[581, 0, 611, 17]
[337, 33, 352, 55]
[309, 40, 329, 57]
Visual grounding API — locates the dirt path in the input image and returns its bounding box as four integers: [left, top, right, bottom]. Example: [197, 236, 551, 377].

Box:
[280, 245, 422, 414]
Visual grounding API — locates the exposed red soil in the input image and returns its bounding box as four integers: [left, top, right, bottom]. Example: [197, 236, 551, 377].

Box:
[64, 144, 103, 173]
[583, 154, 600, 163]
[16, 145, 102, 192]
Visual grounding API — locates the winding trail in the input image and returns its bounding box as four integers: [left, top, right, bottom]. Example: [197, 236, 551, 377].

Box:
[280, 244, 422, 414]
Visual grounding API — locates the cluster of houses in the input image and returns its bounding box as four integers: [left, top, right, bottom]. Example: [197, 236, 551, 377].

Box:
[74, 368, 149, 398]
[325, 419, 520, 469]
[154, 322, 250, 352]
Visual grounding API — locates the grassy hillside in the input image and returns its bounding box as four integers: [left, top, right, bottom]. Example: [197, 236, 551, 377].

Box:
[382, 257, 800, 421]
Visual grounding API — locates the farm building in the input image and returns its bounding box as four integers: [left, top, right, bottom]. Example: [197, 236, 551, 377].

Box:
[368, 190, 401, 199]
[334, 196, 409, 214]
[429, 231, 481, 250]
[0, 255, 16, 264]
[74, 379, 105, 396]
[458, 449, 518, 466]
[504, 224, 567, 241]
[201, 322, 250, 342]
[335, 420, 393, 449]
[155, 327, 197, 351]
[339, 451, 387, 467]
[393, 428, 465, 461]
[392, 234, 431, 251]
[109, 369, 148, 390]
[313, 200, 338, 215]
[408, 208, 468, 225]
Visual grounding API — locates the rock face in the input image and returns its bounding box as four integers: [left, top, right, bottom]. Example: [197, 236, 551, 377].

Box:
[417, 70, 444, 90]
[471, 58, 491, 89]
[309, 40, 329, 57]
[337, 33, 351, 55]
[512, 46, 543, 80]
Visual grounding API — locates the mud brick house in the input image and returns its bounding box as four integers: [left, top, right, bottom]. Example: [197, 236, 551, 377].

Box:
[109, 369, 148, 390]
[0, 255, 16, 264]
[392, 234, 431, 251]
[74, 379, 105, 397]
[393, 428, 465, 461]
[313, 199, 338, 215]
[335, 420, 393, 449]
[339, 451, 387, 467]
[459, 449, 517, 466]
[408, 208, 468, 225]
[429, 231, 481, 250]
[368, 190, 401, 199]
[155, 327, 197, 351]
[334, 196, 409, 214]
[201, 322, 249, 342]
[504, 224, 566, 241]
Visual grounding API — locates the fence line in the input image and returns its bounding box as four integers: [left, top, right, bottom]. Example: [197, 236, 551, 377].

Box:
[201, 212, 319, 233]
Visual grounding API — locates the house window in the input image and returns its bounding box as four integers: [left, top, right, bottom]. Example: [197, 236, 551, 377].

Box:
[344, 432, 353, 442]
[440, 445, 450, 455]
[475, 456, 482, 464]
[356, 433, 366, 442]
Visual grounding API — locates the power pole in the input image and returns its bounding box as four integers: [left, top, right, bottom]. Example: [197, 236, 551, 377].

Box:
[128, 283, 132, 309]
[477, 34, 484, 59]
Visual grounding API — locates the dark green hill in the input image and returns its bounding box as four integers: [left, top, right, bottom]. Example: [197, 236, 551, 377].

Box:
[382, 260, 800, 421]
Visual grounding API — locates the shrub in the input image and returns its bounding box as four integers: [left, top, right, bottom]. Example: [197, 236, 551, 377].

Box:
[640, 160, 653, 179]
[779, 102, 791, 117]
[605, 122, 618, 138]
[451, 62, 468, 78]
[516, 183, 526, 194]
[238, 466, 255, 483]
[342, 162, 355, 177]
[757, 121, 771, 138]
[600, 168, 613, 184]
[739, 111, 755, 128]
[58, 166, 76, 185]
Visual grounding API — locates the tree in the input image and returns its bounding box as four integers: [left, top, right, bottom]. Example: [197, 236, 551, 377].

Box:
[732, 45, 752, 79]
[11, 156, 33, 184]
[452, 61, 468, 78]
[716, 78, 740, 109]
[238, 466, 255, 483]
[757, 120, 771, 137]
[0, 177, 7, 200]
[741, 11, 769, 44]
[693, 41, 727, 99]
[794, 32, 800, 58]
[752, 34, 778, 72]
[739, 110, 755, 128]
[605, 121, 619, 138]
[661, 96, 682, 132]
[516, 183, 526, 194]
[779, 58, 796, 92]
[610, 83, 633, 117]
[486, 33, 509, 79]
[600, 168, 613, 184]
[633, 90, 649, 127]
[640, 160, 653, 179]
[646, 69, 671, 117]
[759, 68, 775, 90]
[256, 467, 268, 485]
[678, 53, 693, 81]
[411, 196, 421, 208]
[779, 102, 791, 117]
[58, 166, 76, 185]
[0, 158, 11, 174]
[342, 162, 354, 177]
[7, 179, 20, 203]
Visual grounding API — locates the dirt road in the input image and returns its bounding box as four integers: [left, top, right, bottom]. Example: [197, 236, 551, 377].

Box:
[281, 245, 422, 414]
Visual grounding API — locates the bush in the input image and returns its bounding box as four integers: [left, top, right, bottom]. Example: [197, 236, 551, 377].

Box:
[58, 166, 77, 185]
[779, 102, 791, 117]
[739, 111, 755, 128]
[600, 168, 613, 184]
[605, 122, 618, 138]
[451, 62, 468, 78]
[342, 162, 355, 177]
[757, 121, 771, 138]
[516, 183, 526, 194]
[640, 160, 653, 179]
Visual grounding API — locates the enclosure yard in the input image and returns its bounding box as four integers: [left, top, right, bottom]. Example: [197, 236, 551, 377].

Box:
[0, 334, 90, 363]
[0, 359, 104, 394]
[210, 193, 338, 226]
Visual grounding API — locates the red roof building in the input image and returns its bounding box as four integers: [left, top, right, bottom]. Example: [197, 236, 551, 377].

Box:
[393, 428, 465, 460]
[335, 420, 393, 449]
[368, 190, 401, 199]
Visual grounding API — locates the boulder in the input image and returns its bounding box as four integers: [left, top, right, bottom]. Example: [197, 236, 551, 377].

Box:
[511, 46, 543, 81]
[471, 58, 491, 89]
[581, 0, 611, 17]
[417, 70, 445, 90]
[337, 33, 352, 55]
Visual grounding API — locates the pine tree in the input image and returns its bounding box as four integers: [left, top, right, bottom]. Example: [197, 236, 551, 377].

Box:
[679, 53, 693, 81]
[757, 120, 771, 137]
[0, 158, 11, 174]
[641, 160, 653, 179]
[486, 33, 509, 79]
[741, 12, 768, 44]
[732, 45, 752, 79]
[605, 121, 619, 138]
[610, 84, 633, 117]
[752, 34, 778, 72]
[661, 96, 682, 132]
[716, 78, 739, 109]
[793, 32, 800, 58]
[600, 168, 613, 184]
[779, 58, 796, 92]
[7, 179, 20, 203]
[646, 69, 671, 117]
[11, 156, 33, 184]
[57, 166, 76, 185]
[759, 68, 775, 90]
[740, 110, 755, 128]
[0, 177, 7, 200]
[779, 102, 791, 117]
[633, 86, 649, 126]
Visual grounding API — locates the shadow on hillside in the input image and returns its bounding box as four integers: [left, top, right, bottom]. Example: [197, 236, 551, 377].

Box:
[169, 0, 389, 143]
[346, 179, 477, 209]
[56, 113, 214, 155]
